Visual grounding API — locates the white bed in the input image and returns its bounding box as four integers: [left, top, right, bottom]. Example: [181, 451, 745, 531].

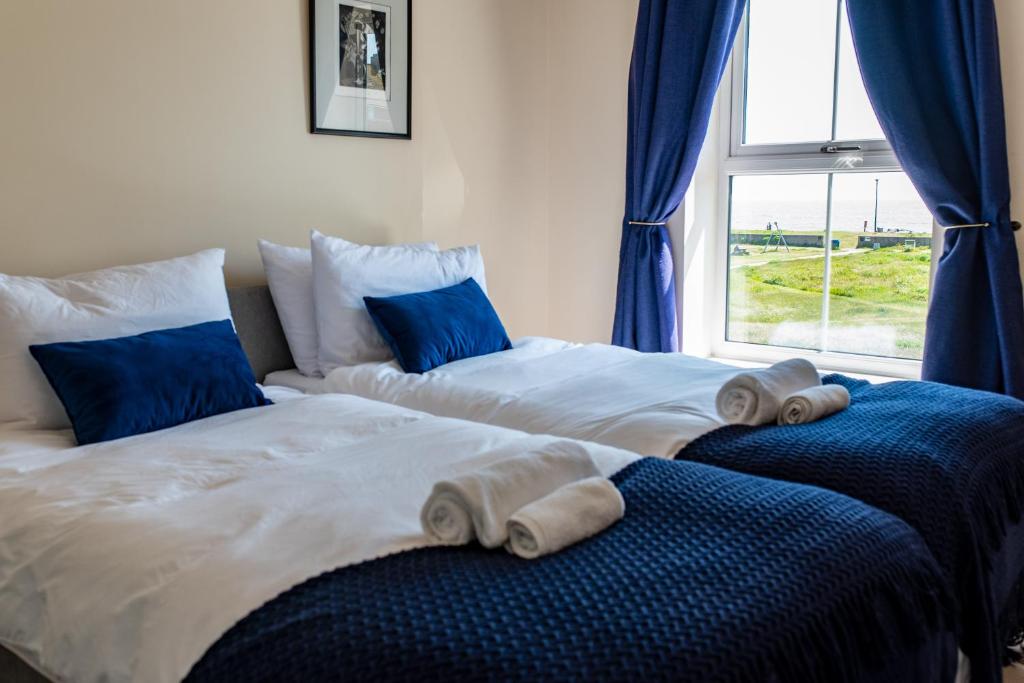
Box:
[267, 337, 746, 458]
[259, 319, 1022, 683]
[0, 387, 975, 683]
[0, 389, 637, 682]
[0, 262, 973, 682]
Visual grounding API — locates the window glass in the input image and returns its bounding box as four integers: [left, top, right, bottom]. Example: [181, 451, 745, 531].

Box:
[744, 0, 836, 144]
[833, 3, 885, 141]
[727, 174, 829, 350]
[727, 172, 932, 360]
[826, 172, 932, 359]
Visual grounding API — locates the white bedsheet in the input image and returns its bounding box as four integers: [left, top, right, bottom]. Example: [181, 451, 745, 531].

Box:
[264, 369, 332, 395]
[0, 394, 636, 683]
[291, 337, 748, 458]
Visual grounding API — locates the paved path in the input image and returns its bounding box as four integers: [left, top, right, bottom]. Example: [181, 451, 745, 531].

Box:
[729, 248, 863, 269]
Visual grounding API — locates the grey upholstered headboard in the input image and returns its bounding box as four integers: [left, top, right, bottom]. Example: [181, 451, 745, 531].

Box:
[0, 645, 48, 683]
[227, 286, 296, 381]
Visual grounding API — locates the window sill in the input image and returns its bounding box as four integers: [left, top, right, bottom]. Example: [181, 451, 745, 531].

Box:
[707, 346, 921, 383]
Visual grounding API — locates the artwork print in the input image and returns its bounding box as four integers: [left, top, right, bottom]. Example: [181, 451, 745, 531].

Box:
[310, 0, 410, 138]
[339, 3, 387, 93]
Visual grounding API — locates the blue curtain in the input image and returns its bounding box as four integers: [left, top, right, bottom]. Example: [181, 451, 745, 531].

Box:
[611, 0, 745, 352]
[847, 0, 1024, 399]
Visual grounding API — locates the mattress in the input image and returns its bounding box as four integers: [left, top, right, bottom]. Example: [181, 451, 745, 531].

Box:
[262, 370, 331, 395]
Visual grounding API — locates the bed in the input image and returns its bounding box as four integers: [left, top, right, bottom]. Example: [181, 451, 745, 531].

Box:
[253, 288, 1024, 683]
[0, 288, 962, 682]
[2, 387, 964, 681]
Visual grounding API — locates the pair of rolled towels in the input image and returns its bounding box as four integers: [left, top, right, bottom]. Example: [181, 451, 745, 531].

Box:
[420, 443, 625, 560]
[715, 358, 851, 426]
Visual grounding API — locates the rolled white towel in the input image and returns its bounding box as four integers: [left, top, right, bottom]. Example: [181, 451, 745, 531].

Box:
[715, 358, 821, 426]
[420, 442, 601, 548]
[420, 491, 475, 545]
[506, 477, 625, 560]
[777, 384, 851, 425]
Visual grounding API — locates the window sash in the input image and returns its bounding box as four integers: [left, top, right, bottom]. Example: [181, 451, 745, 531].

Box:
[728, 0, 894, 161]
[707, 0, 937, 377]
[708, 168, 934, 378]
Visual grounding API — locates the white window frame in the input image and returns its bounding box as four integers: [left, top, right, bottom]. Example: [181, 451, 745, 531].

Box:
[706, 0, 939, 379]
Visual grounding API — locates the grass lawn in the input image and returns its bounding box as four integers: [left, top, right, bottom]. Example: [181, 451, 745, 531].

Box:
[728, 236, 931, 359]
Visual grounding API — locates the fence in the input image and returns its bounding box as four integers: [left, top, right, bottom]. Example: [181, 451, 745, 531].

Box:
[856, 235, 932, 249]
[731, 233, 824, 248]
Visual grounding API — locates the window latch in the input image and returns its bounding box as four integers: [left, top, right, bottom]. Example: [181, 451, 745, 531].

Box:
[820, 144, 863, 154]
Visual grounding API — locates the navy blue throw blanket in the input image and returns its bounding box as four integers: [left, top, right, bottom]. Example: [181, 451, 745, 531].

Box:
[680, 375, 1024, 683]
[187, 459, 956, 683]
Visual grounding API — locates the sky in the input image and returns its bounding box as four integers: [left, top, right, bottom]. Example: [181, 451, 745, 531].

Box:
[733, 172, 925, 204]
[737, 0, 926, 205]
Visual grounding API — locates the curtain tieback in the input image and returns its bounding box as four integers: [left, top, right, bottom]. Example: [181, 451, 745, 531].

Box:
[628, 220, 668, 226]
[944, 220, 1021, 231]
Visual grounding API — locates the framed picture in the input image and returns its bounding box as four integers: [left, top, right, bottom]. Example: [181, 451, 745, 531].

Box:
[309, 0, 411, 139]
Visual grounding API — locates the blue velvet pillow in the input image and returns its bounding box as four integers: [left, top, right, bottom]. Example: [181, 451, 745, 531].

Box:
[364, 278, 513, 374]
[30, 319, 270, 445]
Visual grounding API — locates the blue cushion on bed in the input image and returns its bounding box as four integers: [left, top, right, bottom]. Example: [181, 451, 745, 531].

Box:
[364, 278, 512, 373]
[30, 319, 270, 445]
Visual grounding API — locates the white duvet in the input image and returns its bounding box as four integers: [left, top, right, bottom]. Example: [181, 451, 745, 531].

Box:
[286, 338, 748, 458]
[0, 390, 636, 683]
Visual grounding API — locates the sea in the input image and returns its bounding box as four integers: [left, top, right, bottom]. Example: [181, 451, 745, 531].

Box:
[732, 199, 933, 233]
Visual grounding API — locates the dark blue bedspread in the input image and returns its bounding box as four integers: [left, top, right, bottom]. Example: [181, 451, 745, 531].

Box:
[187, 458, 956, 683]
[680, 374, 1024, 683]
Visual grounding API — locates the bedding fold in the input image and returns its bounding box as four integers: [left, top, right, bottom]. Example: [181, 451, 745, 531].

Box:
[186, 458, 958, 683]
[505, 477, 624, 559]
[420, 442, 600, 548]
[306, 339, 741, 457]
[777, 384, 850, 425]
[267, 341, 1024, 680]
[715, 358, 821, 425]
[0, 395, 641, 683]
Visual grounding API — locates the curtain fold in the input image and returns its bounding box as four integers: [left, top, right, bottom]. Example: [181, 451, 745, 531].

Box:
[847, 0, 1024, 400]
[611, 0, 745, 352]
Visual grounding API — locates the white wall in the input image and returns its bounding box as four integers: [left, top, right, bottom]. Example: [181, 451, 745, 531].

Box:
[0, 0, 641, 345]
[996, 0, 1024, 283]
[4, 1, 1019, 345]
[544, 0, 637, 343]
[0, 0, 550, 338]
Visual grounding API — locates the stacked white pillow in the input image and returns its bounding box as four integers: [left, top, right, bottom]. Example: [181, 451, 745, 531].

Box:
[260, 231, 487, 376]
[0, 250, 232, 430]
[258, 237, 439, 378]
[258, 241, 321, 377]
[310, 231, 487, 374]
[259, 231, 485, 377]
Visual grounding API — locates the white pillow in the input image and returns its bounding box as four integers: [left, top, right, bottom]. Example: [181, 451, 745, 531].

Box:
[259, 237, 438, 377]
[311, 230, 487, 373]
[0, 249, 232, 430]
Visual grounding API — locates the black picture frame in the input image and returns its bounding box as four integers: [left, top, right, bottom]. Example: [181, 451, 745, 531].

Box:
[309, 0, 412, 139]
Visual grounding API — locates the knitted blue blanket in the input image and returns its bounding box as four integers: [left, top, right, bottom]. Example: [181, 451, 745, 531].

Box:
[186, 458, 956, 683]
[680, 374, 1024, 683]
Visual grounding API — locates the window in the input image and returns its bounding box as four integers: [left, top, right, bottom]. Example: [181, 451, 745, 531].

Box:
[716, 0, 935, 372]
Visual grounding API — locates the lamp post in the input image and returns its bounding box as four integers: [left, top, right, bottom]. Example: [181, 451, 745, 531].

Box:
[873, 177, 880, 232]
